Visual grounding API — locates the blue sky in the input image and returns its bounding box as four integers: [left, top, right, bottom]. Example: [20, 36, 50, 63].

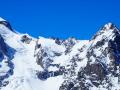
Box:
[0, 0, 120, 39]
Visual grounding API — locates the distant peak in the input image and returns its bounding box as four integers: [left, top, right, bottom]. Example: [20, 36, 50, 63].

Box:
[0, 17, 6, 22]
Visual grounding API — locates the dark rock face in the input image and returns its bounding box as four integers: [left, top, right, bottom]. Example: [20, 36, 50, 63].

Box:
[63, 37, 77, 54]
[49, 37, 63, 45]
[0, 35, 7, 61]
[0, 34, 15, 87]
[34, 39, 65, 80]
[35, 46, 53, 69]
[84, 63, 106, 81]
[21, 35, 32, 44]
[60, 81, 75, 90]
[37, 70, 63, 80]
[109, 36, 120, 65]
[34, 41, 44, 68]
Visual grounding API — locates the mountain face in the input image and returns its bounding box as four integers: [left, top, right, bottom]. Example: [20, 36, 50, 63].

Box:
[0, 18, 120, 90]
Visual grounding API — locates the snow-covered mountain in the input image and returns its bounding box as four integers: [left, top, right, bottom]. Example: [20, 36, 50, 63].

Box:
[0, 17, 120, 90]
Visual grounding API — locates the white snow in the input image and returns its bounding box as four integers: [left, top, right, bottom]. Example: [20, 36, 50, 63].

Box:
[0, 17, 6, 21]
[38, 37, 65, 53]
[0, 23, 64, 90]
[104, 22, 112, 30]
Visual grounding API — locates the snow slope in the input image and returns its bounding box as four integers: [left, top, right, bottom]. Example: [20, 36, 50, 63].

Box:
[0, 32, 64, 90]
[0, 17, 88, 90]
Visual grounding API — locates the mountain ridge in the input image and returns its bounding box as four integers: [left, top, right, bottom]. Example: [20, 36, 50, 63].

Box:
[0, 17, 120, 90]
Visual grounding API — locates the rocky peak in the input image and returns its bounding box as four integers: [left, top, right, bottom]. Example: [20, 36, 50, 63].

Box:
[87, 23, 120, 65]
[60, 24, 120, 90]
[92, 23, 119, 41]
[104, 22, 115, 30]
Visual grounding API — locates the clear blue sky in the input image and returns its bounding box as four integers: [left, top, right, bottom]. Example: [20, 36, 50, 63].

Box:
[0, 0, 120, 39]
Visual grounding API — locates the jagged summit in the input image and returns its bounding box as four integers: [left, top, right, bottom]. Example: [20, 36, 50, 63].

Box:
[101, 22, 119, 32]
[92, 22, 120, 40]
[104, 22, 115, 30]
[101, 22, 119, 33]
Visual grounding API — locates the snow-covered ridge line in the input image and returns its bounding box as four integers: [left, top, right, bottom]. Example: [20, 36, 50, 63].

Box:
[0, 17, 6, 21]
[0, 17, 120, 90]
